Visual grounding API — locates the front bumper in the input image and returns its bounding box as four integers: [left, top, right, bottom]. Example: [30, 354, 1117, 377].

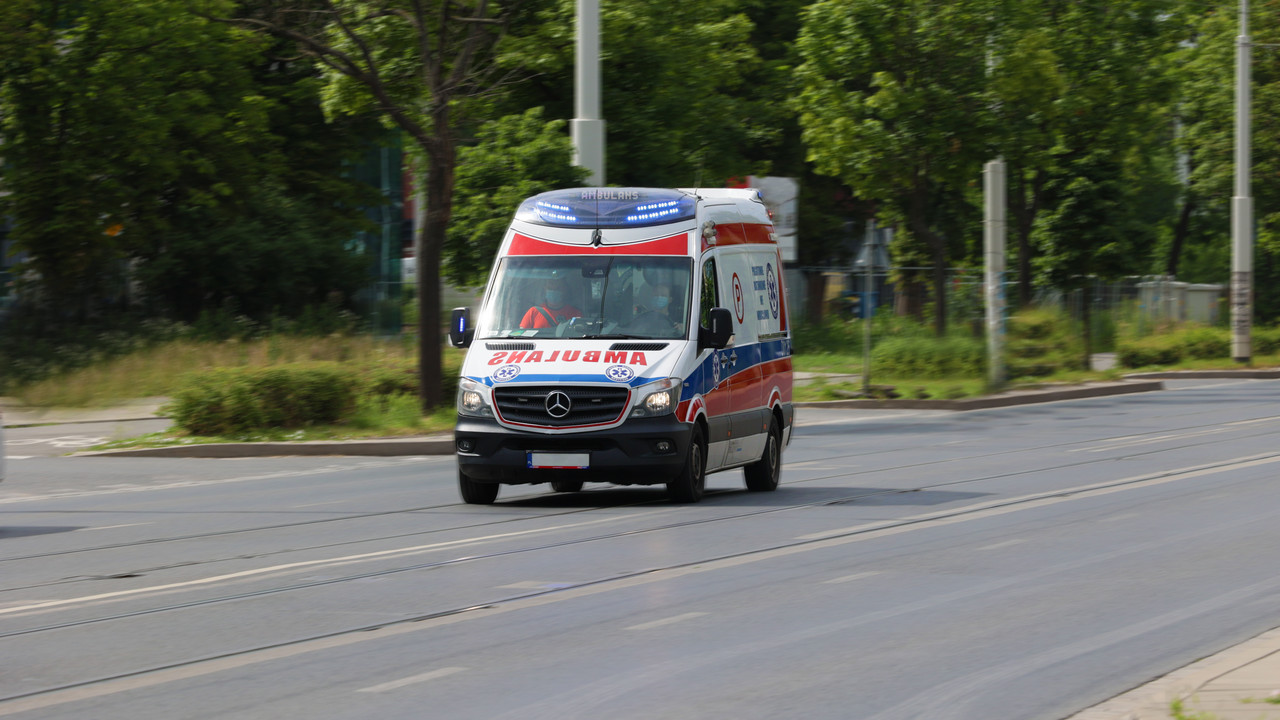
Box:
[455, 414, 693, 485]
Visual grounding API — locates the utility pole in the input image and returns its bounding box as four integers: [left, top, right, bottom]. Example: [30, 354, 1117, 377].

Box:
[984, 159, 1007, 387]
[1231, 0, 1253, 363]
[572, 0, 605, 185]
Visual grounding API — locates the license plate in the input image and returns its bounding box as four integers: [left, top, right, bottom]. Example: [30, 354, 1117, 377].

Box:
[527, 452, 589, 469]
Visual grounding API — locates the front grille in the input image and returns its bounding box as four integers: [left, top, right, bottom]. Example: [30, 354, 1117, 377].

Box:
[486, 342, 536, 350]
[494, 385, 630, 427]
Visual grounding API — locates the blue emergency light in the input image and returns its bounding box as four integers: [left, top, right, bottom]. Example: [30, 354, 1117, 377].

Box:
[516, 188, 696, 228]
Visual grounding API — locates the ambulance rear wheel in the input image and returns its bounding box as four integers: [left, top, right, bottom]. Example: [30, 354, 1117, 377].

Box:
[667, 426, 706, 503]
[459, 468, 499, 505]
[744, 417, 781, 492]
[550, 477, 584, 493]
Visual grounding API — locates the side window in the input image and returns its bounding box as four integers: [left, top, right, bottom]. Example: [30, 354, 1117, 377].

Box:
[699, 258, 719, 327]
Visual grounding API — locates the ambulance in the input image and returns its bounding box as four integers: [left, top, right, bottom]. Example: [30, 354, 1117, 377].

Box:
[449, 187, 793, 504]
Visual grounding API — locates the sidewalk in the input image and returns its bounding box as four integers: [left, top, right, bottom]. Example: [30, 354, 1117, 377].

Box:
[1070, 626, 1280, 719]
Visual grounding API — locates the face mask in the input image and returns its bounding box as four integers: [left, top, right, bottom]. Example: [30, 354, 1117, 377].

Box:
[653, 296, 670, 310]
[545, 290, 564, 307]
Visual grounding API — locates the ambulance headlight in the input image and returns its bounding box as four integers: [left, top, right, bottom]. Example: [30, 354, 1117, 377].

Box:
[631, 378, 681, 418]
[457, 379, 493, 418]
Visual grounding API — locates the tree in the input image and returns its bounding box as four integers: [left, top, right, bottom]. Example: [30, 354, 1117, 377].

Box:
[1175, 2, 1280, 319]
[0, 0, 270, 317]
[987, 0, 1185, 309]
[445, 108, 588, 288]
[1034, 151, 1152, 365]
[496, 0, 762, 188]
[206, 0, 529, 411]
[793, 0, 998, 336]
[0, 0, 384, 326]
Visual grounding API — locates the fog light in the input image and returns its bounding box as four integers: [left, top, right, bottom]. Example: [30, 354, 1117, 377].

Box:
[655, 440, 674, 453]
[457, 439, 475, 453]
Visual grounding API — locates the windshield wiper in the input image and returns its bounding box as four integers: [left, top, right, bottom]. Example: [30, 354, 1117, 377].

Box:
[580, 333, 648, 339]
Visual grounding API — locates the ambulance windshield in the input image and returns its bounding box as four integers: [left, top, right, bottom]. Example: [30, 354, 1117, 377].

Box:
[477, 256, 693, 340]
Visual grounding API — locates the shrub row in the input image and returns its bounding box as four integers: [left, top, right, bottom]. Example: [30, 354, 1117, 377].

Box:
[870, 336, 986, 378]
[165, 357, 456, 436]
[1117, 325, 1280, 367]
[167, 364, 363, 436]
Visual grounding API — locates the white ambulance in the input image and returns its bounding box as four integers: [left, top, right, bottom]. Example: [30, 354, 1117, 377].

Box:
[449, 187, 793, 504]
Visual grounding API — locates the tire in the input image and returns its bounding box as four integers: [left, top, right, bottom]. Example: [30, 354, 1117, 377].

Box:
[550, 478, 584, 493]
[744, 417, 781, 492]
[667, 425, 707, 503]
[458, 467, 499, 505]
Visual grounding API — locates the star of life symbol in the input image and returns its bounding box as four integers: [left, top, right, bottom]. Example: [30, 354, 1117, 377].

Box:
[711, 352, 721, 385]
[766, 263, 780, 319]
[605, 365, 634, 383]
[491, 364, 521, 383]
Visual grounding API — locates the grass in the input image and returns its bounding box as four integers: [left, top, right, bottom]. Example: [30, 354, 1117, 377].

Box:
[10, 321, 1280, 450]
[8, 334, 425, 407]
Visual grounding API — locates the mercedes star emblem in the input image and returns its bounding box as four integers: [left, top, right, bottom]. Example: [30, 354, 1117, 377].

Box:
[545, 391, 572, 418]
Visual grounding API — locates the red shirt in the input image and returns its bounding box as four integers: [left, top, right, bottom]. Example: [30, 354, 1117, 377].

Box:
[519, 304, 583, 329]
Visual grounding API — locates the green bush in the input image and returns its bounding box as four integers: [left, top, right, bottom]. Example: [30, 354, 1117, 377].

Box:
[1179, 326, 1229, 359]
[168, 363, 361, 435]
[1115, 325, 1232, 368]
[870, 336, 985, 378]
[1004, 308, 1085, 378]
[1253, 326, 1280, 354]
[1116, 335, 1184, 367]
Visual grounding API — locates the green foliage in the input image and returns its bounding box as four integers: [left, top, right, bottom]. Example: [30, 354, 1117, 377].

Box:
[1004, 308, 1086, 378]
[869, 336, 986, 378]
[498, 0, 762, 187]
[1115, 325, 1230, 368]
[167, 363, 361, 435]
[445, 108, 590, 286]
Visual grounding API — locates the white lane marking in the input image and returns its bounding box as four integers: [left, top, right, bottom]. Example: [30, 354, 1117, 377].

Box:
[796, 452, 1280, 542]
[6, 455, 1278, 716]
[0, 512, 662, 617]
[626, 612, 707, 631]
[1100, 512, 1139, 522]
[292, 500, 349, 509]
[357, 667, 467, 693]
[976, 539, 1025, 551]
[1070, 416, 1280, 454]
[0, 457, 441, 506]
[5, 456, 33, 460]
[823, 571, 881, 585]
[75, 523, 152, 532]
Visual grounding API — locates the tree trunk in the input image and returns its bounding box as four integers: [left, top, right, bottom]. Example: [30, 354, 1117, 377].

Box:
[804, 270, 827, 325]
[1081, 284, 1093, 371]
[1165, 194, 1194, 278]
[416, 111, 457, 412]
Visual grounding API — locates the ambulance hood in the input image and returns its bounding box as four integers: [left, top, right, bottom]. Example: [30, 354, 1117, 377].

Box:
[461, 339, 683, 389]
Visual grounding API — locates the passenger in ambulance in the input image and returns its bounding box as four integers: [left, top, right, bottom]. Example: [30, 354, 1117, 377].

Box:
[627, 283, 684, 336]
[520, 277, 584, 329]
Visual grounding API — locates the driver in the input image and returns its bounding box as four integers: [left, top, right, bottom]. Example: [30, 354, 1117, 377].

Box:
[520, 277, 583, 329]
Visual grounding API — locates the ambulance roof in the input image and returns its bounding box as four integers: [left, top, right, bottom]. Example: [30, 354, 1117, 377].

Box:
[514, 188, 697, 229]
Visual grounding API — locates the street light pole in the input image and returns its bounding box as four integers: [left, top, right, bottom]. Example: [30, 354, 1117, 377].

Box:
[1231, 0, 1252, 363]
[572, 0, 605, 185]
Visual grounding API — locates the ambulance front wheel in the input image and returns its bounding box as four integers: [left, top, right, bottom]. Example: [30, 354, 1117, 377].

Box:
[459, 467, 499, 505]
[667, 425, 706, 503]
[744, 417, 781, 492]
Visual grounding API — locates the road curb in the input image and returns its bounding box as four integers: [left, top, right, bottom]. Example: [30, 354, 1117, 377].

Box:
[794, 380, 1164, 411]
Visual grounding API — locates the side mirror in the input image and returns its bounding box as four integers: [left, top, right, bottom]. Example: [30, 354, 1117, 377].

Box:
[699, 307, 734, 352]
[449, 307, 474, 348]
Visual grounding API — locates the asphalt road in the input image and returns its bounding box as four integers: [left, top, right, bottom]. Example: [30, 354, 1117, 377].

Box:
[3, 378, 1280, 719]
